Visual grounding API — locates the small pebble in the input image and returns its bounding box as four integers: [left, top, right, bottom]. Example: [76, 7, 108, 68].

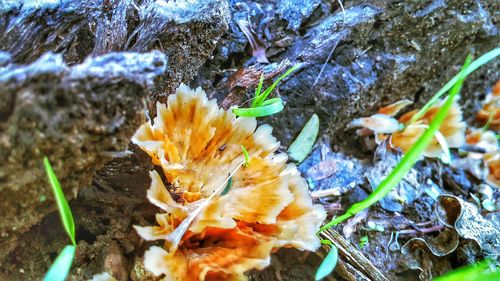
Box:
[482, 199, 496, 212]
[104, 241, 128, 281]
[367, 221, 376, 229]
[478, 184, 493, 200]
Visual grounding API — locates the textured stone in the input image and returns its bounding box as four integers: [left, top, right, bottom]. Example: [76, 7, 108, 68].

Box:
[0, 0, 230, 279]
[0, 50, 167, 239]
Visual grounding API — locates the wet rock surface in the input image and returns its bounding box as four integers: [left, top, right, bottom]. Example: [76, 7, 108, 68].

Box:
[195, 0, 499, 279]
[0, 0, 230, 98]
[0, 50, 167, 239]
[0, 0, 230, 279]
[0, 0, 499, 280]
[196, 0, 499, 147]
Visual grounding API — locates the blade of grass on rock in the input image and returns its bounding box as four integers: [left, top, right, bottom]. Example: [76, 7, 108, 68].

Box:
[288, 114, 319, 163]
[43, 245, 76, 281]
[233, 98, 284, 117]
[409, 48, 500, 124]
[320, 55, 472, 231]
[251, 74, 265, 108]
[260, 97, 281, 106]
[315, 245, 338, 281]
[253, 64, 301, 107]
[43, 157, 76, 246]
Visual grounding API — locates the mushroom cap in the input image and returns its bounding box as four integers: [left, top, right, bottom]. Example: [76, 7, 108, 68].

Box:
[132, 84, 326, 280]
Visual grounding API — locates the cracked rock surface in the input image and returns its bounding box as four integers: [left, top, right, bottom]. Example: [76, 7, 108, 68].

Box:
[0, 0, 230, 279]
[0, 0, 499, 280]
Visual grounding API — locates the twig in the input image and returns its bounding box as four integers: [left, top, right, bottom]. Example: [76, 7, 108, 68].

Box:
[337, 259, 370, 281]
[321, 228, 389, 281]
[311, 188, 341, 198]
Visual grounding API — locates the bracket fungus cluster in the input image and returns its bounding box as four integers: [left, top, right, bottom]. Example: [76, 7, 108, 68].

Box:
[464, 79, 500, 188]
[476, 79, 500, 130]
[465, 129, 499, 188]
[131, 84, 326, 280]
[348, 99, 466, 159]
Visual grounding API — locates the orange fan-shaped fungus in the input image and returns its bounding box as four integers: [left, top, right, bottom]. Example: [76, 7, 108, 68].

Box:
[349, 99, 466, 159]
[466, 129, 500, 188]
[476, 79, 500, 130]
[132, 84, 326, 281]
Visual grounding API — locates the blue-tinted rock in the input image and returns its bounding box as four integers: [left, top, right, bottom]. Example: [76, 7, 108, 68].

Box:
[298, 141, 365, 195]
[277, 0, 322, 31]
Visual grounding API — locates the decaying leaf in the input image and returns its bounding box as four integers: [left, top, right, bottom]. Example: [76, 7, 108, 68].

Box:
[435, 195, 500, 256]
[401, 229, 458, 281]
[349, 99, 466, 160]
[402, 194, 500, 281]
[132, 84, 326, 280]
[221, 60, 291, 109]
[237, 19, 269, 63]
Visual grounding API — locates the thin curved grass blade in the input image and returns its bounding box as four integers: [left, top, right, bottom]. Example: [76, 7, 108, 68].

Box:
[43, 157, 76, 246]
[43, 245, 76, 281]
[260, 97, 281, 106]
[315, 245, 338, 281]
[409, 48, 500, 124]
[320, 54, 476, 231]
[241, 145, 250, 166]
[253, 64, 301, 107]
[251, 74, 265, 107]
[233, 98, 284, 117]
[288, 114, 319, 163]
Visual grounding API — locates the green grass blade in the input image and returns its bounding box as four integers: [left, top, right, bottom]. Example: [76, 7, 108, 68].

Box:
[252, 74, 265, 107]
[409, 48, 500, 124]
[260, 97, 281, 106]
[320, 55, 473, 232]
[241, 145, 250, 166]
[233, 98, 284, 117]
[221, 177, 233, 195]
[288, 114, 319, 163]
[433, 259, 499, 281]
[43, 157, 76, 246]
[253, 64, 300, 107]
[43, 245, 76, 281]
[315, 245, 338, 281]
[359, 236, 369, 249]
[320, 239, 333, 246]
